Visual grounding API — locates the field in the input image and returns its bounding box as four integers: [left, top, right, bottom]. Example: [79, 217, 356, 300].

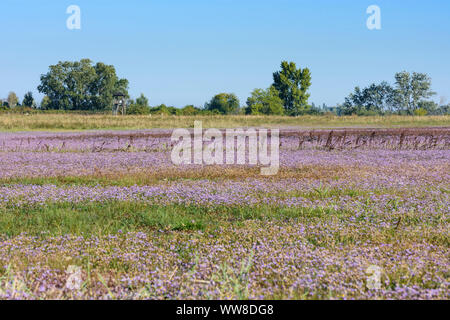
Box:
[1, 113, 450, 131]
[0, 117, 449, 299]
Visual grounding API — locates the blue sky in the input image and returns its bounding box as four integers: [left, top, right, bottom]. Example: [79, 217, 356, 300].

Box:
[1, 0, 449, 107]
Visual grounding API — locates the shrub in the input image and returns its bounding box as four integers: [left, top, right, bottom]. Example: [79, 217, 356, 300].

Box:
[414, 108, 428, 116]
[127, 104, 150, 115]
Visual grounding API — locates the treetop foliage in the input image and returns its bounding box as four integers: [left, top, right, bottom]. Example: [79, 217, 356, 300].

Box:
[37, 59, 129, 111]
[272, 61, 312, 116]
[339, 71, 442, 116]
[204, 93, 240, 115]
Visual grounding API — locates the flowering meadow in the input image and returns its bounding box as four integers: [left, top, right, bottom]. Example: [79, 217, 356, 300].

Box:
[0, 128, 448, 300]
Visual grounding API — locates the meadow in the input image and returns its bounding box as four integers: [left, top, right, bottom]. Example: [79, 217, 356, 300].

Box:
[0, 116, 448, 299]
[1, 113, 449, 131]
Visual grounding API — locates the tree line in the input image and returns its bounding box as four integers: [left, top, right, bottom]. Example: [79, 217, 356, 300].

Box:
[337, 72, 448, 116]
[1, 59, 448, 116]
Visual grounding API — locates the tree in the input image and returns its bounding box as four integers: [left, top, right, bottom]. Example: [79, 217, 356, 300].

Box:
[340, 82, 396, 115]
[150, 104, 178, 115]
[272, 61, 312, 116]
[23, 92, 35, 108]
[245, 86, 284, 115]
[127, 94, 150, 115]
[204, 93, 240, 115]
[37, 59, 129, 111]
[7, 92, 19, 108]
[436, 104, 450, 115]
[40, 96, 52, 110]
[417, 100, 438, 115]
[135, 93, 149, 108]
[179, 105, 201, 115]
[394, 72, 435, 114]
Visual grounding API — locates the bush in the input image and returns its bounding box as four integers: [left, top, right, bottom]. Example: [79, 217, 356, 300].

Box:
[414, 108, 428, 116]
[205, 93, 240, 115]
[0, 106, 37, 114]
[245, 87, 284, 115]
[176, 105, 202, 116]
[149, 104, 178, 115]
[127, 104, 150, 115]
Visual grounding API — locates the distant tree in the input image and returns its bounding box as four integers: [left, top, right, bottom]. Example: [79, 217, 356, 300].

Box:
[127, 94, 151, 115]
[437, 104, 450, 115]
[340, 82, 396, 115]
[308, 103, 322, 115]
[245, 86, 284, 115]
[417, 100, 438, 115]
[23, 92, 35, 107]
[179, 105, 201, 115]
[150, 104, 178, 115]
[40, 96, 52, 110]
[272, 61, 312, 116]
[394, 72, 435, 114]
[135, 93, 149, 108]
[204, 93, 240, 115]
[38, 59, 129, 111]
[7, 92, 19, 108]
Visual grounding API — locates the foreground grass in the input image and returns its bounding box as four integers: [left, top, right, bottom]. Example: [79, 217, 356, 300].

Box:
[0, 186, 447, 299]
[1, 114, 449, 131]
[0, 201, 446, 247]
[0, 200, 447, 300]
[0, 202, 341, 237]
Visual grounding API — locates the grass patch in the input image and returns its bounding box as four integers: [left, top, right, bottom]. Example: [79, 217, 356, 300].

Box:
[0, 201, 344, 237]
[0, 165, 376, 187]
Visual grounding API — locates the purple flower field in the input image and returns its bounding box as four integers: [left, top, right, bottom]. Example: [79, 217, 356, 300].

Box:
[0, 129, 448, 300]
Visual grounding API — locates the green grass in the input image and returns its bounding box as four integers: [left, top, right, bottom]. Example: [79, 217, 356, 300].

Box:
[0, 201, 345, 237]
[0, 200, 446, 247]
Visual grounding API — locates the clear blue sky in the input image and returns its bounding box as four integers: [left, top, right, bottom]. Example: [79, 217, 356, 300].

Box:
[1, 0, 449, 107]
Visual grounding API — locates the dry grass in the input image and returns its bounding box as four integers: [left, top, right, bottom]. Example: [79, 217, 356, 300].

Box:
[0, 164, 406, 187]
[0, 113, 449, 131]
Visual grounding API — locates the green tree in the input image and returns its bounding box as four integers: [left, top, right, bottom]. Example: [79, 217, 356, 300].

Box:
[37, 59, 129, 111]
[340, 82, 396, 115]
[150, 104, 178, 115]
[40, 96, 52, 110]
[417, 100, 438, 114]
[272, 61, 312, 115]
[245, 86, 284, 115]
[179, 105, 201, 115]
[0, 98, 7, 109]
[7, 92, 19, 108]
[127, 94, 150, 115]
[204, 93, 240, 114]
[23, 92, 35, 107]
[135, 93, 149, 108]
[437, 104, 450, 115]
[394, 72, 435, 114]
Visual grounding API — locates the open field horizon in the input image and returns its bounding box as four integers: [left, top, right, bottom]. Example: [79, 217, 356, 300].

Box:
[0, 114, 449, 132]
